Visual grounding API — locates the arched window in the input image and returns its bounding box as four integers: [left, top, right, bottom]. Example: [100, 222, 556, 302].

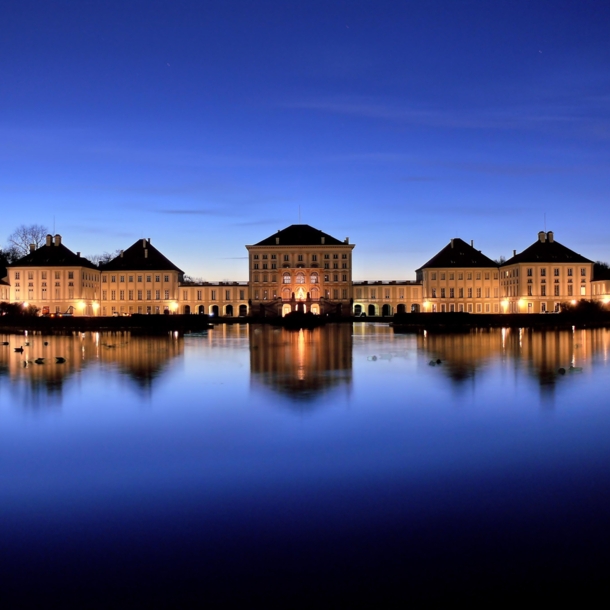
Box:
[282, 288, 291, 300]
[283, 272, 291, 284]
[311, 287, 319, 300]
[296, 272, 305, 284]
[310, 272, 318, 284]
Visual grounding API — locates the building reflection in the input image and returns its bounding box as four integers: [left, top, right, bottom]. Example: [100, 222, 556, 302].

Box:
[0, 332, 183, 408]
[249, 324, 353, 404]
[418, 327, 610, 397]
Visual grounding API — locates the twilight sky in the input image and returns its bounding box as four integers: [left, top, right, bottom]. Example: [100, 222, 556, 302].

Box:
[2, 0, 609, 280]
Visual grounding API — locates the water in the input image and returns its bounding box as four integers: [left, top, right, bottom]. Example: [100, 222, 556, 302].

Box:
[1, 324, 610, 605]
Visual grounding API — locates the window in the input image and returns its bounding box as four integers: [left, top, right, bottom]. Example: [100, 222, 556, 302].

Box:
[55, 271, 61, 279]
[262, 263, 268, 270]
[431, 273, 436, 280]
[324, 275, 329, 282]
[137, 275, 142, 283]
[568, 285, 573, 296]
[567, 268, 573, 277]
[120, 275, 125, 283]
[476, 304, 482, 312]
[541, 285, 546, 296]
[119, 290, 125, 300]
[164, 275, 169, 282]
[41, 272, 47, 280]
[225, 290, 231, 300]
[333, 254, 338, 259]
[485, 273, 490, 280]
[284, 255, 289, 261]
[111, 275, 116, 283]
[253, 254, 259, 259]
[449, 273, 454, 280]
[137, 290, 142, 300]
[253, 263, 259, 269]
[440, 288, 445, 298]
[211, 290, 216, 300]
[153, 275, 159, 282]
[449, 288, 454, 298]
[324, 263, 329, 269]
[164, 290, 170, 299]
[146, 275, 151, 283]
[476, 288, 481, 298]
[111, 290, 116, 300]
[15, 272, 20, 280]
[431, 289, 437, 298]
[581, 268, 587, 276]
[458, 273, 463, 280]
[324, 254, 330, 259]
[271, 263, 276, 269]
[311, 254, 317, 262]
[271, 254, 277, 260]
[129, 275, 134, 283]
[283, 273, 291, 284]
[146, 290, 151, 300]
[239, 290, 245, 300]
[262, 254, 267, 259]
[468, 288, 472, 298]
[333, 263, 338, 269]
[371, 290, 376, 299]
[476, 273, 481, 280]
[196, 290, 202, 300]
[342, 274, 347, 281]
[310, 273, 318, 284]
[459, 288, 464, 298]
[333, 274, 338, 282]
[129, 290, 134, 300]
[540, 268, 546, 277]
[467, 273, 472, 280]
[554, 285, 560, 296]
[581, 285, 586, 295]
[485, 288, 490, 298]
[440, 273, 445, 280]
[554, 268, 559, 277]
[298, 255, 303, 262]
[102, 290, 107, 300]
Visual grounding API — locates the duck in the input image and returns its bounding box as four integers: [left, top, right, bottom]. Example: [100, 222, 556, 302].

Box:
[24, 341, 30, 346]
[43, 341, 49, 347]
[34, 358, 45, 365]
[55, 357, 66, 364]
[569, 365, 583, 373]
[2, 341, 9, 346]
[14, 346, 24, 353]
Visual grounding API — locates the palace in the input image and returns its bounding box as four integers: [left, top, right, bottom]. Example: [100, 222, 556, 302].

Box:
[2, 224, 607, 317]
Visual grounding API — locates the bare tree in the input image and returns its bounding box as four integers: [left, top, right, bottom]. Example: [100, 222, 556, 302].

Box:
[7, 224, 50, 258]
[85, 249, 122, 266]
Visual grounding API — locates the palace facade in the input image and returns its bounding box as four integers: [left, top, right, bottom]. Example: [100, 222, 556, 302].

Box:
[2, 225, 608, 316]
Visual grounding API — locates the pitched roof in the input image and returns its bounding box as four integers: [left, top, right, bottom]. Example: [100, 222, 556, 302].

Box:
[502, 233, 591, 266]
[101, 239, 184, 273]
[252, 224, 347, 247]
[7, 237, 97, 269]
[416, 238, 498, 270]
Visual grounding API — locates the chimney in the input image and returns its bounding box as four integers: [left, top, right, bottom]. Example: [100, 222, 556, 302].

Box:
[470, 239, 474, 247]
[54, 234, 62, 246]
[77, 252, 80, 257]
[46, 234, 52, 247]
[538, 231, 546, 243]
[144, 249, 148, 258]
[29, 244, 35, 253]
[450, 239, 454, 248]
[513, 249, 516, 257]
[321, 237, 325, 244]
[345, 237, 349, 244]
[547, 231, 554, 243]
[147, 238, 151, 243]
[120, 250, 124, 257]
[275, 237, 279, 244]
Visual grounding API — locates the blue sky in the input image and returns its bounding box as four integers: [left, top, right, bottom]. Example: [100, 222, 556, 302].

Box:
[2, 0, 609, 280]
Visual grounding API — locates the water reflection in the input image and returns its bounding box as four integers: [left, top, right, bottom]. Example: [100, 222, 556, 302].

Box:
[0, 332, 183, 408]
[249, 324, 353, 404]
[2, 326, 610, 409]
[418, 327, 610, 402]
